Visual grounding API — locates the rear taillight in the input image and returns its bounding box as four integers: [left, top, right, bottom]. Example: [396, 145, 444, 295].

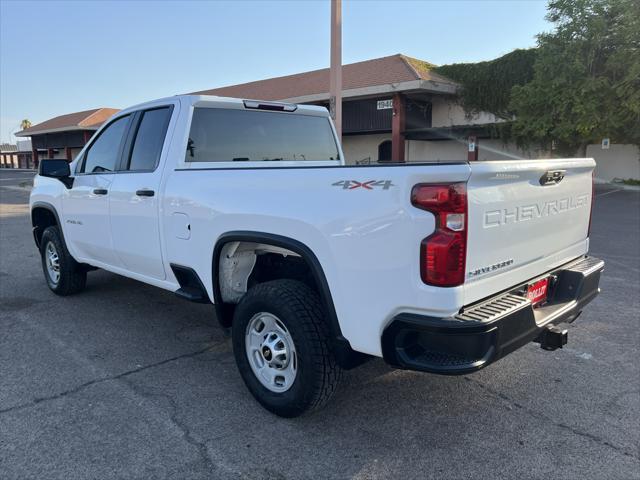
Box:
[411, 183, 467, 287]
[588, 171, 595, 237]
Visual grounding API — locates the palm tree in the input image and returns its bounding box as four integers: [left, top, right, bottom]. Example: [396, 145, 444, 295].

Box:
[20, 119, 32, 131]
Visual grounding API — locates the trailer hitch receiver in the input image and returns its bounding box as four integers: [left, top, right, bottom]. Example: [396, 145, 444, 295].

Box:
[535, 325, 568, 351]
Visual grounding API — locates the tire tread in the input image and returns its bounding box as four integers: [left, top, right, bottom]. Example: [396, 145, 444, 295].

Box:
[40, 226, 87, 295]
[232, 279, 343, 416]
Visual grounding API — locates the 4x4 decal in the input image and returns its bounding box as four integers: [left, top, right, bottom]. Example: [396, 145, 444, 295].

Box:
[332, 180, 395, 190]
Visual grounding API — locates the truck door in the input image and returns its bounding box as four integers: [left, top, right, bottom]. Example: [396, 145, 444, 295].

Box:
[63, 114, 132, 267]
[108, 106, 174, 280]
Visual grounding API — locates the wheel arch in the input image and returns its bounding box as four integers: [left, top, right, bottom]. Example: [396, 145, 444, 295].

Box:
[212, 231, 368, 370]
[31, 201, 64, 249]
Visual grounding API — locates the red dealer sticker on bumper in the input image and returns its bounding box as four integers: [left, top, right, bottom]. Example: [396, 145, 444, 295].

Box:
[526, 277, 549, 306]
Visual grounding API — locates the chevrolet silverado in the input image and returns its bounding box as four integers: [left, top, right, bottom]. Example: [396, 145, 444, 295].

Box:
[30, 95, 604, 417]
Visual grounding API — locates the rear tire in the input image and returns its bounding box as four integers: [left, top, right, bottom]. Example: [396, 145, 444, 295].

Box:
[232, 279, 343, 417]
[40, 226, 86, 295]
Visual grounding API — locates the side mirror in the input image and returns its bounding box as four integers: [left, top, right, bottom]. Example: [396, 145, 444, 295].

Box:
[39, 159, 73, 188]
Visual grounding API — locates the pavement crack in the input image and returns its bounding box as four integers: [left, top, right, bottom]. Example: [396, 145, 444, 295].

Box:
[464, 377, 640, 461]
[121, 379, 249, 479]
[0, 344, 219, 416]
[123, 380, 216, 471]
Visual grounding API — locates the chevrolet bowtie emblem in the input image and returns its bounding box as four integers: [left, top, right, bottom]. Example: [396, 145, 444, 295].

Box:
[540, 170, 566, 185]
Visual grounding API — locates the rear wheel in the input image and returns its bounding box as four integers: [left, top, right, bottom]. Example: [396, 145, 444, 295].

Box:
[40, 226, 86, 295]
[232, 279, 343, 417]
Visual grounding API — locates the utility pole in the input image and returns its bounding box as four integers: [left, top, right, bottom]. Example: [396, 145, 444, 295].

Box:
[329, 0, 342, 139]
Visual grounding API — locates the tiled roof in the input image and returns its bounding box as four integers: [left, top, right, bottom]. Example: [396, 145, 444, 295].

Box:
[15, 108, 120, 137]
[0, 143, 18, 152]
[191, 54, 456, 101]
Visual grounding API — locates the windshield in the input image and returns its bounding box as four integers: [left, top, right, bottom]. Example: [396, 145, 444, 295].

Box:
[186, 108, 340, 162]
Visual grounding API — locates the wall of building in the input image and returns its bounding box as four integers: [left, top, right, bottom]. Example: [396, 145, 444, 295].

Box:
[0, 152, 34, 168]
[406, 138, 548, 162]
[50, 149, 69, 160]
[34, 148, 82, 162]
[342, 133, 549, 164]
[431, 97, 499, 128]
[342, 133, 639, 183]
[17, 139, 32, 151]
[1, 154, 19, 168]
[70, 147, 83, 160]
[589, 144, 640, 182]
[342, 133, 391, 164]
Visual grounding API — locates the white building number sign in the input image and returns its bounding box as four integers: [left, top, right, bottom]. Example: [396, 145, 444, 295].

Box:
[377, 99, 393, 110]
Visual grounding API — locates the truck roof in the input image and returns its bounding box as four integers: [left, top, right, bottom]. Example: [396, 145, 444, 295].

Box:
[117, 94, 330, 118]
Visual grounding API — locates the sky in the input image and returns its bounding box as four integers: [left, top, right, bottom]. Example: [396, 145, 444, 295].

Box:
[0, 0, 551, 143]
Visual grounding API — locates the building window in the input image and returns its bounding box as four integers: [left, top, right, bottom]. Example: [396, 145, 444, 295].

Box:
[378, 140, 392, 163]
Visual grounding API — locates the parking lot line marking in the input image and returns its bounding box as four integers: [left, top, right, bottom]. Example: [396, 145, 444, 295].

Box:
[595, 189, 624, 197]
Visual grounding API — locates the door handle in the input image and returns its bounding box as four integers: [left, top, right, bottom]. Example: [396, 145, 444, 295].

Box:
[93, 188, 108, 195]
[136, 189, 155, 197]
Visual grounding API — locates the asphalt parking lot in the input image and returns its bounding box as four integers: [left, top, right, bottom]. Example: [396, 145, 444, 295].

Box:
[0, 168, 638, 480]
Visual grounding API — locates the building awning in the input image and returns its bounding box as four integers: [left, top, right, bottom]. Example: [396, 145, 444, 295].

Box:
[404, 124, 499, 141]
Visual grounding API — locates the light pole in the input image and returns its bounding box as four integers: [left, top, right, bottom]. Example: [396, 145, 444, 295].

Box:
[329, 0, 342, 139]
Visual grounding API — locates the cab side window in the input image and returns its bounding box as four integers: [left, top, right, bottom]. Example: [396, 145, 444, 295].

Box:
[126, 107, 172, 171]
[81, 115, 130, 173]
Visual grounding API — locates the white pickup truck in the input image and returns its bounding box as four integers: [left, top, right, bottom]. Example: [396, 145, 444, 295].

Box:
[30, 95, 604, 417]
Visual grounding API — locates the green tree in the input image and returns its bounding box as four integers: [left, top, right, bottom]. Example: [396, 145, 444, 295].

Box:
[510, 0, 640, 156]
[20, 119, 32, 130]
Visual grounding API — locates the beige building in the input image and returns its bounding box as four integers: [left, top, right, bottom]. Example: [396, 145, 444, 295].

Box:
[191, 54, 545, 164]
[0, 144, 19, 168]
[193, 53, 638, 181]
[0, 141, 33, 169]
[193, 54, 495, 164]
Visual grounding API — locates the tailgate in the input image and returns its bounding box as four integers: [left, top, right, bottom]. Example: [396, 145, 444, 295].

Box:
[464, 158, 594, 304]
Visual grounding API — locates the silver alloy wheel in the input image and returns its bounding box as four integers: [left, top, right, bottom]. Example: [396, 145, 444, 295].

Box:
[45, 241, 61, 285]
[245, 312, 297, 392]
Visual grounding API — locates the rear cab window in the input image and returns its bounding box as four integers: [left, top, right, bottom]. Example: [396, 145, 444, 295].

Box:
[185, 107, 340, 165]
[125, 107, 172, 172]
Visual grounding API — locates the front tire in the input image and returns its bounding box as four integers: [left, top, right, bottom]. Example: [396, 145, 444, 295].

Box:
[232, 279, 342, 417]
[40, 226, 86, 295]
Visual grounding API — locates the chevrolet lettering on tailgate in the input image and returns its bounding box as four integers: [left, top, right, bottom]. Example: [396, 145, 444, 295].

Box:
[483, 194, 590, 228]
